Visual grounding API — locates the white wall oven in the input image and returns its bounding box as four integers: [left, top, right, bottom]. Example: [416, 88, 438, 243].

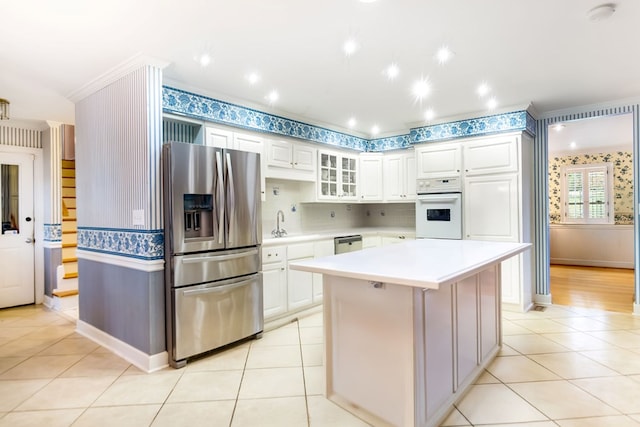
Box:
[416, 177, 462, 239]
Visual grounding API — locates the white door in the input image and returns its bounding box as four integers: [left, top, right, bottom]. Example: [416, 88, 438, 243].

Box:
[0, 152, 35, 308]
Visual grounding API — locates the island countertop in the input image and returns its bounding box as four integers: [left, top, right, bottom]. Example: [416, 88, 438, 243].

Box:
[289, 238, 531, 290]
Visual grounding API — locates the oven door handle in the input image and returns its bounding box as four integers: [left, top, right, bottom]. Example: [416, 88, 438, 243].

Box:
[418, 196, 460, 203]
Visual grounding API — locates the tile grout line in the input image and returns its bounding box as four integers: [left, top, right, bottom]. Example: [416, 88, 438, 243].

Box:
[227, 339, 253, 427]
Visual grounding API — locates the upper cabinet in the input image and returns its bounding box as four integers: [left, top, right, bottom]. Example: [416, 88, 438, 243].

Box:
[383, 150, 416, 202]
[265, 139, 316, 181]
[205, 126, 234, 149]
[359, 153, 384, 202]
[462, 136, 518, 176]
[318, 150, 359, 201]
[416, 142, 462, 179]
[205, 126, 266, 200]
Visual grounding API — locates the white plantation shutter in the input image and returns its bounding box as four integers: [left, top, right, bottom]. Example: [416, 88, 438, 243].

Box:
[561, 163, 612, 224]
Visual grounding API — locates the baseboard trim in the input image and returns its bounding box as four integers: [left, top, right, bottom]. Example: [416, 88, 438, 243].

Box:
[550, 258, 634, 269]
[534, 293, 552, 305]
[634, 303, 640, 316]
[76, 320, 169, 373]
[43, 295, 54, 309]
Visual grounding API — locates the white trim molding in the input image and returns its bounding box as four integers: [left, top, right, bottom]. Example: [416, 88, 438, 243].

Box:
[76, 320, 169, 373]
[76, 248, 164, 272]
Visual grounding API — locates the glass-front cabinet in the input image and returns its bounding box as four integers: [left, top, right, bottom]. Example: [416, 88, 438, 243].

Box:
[318, 150, 358, 200]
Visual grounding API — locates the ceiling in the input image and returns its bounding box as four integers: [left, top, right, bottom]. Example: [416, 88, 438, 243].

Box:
[2, 1, 640, 137]
[548, 113, 633, 155]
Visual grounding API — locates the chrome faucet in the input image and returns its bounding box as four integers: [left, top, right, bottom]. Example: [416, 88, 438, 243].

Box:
[272, 210, 287, 237]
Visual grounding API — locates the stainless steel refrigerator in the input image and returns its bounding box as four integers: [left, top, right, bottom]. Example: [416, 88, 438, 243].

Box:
[163, 141, 263, 368]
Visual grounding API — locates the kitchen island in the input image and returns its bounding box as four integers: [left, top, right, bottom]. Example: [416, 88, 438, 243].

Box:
[289, 238, 530, 427]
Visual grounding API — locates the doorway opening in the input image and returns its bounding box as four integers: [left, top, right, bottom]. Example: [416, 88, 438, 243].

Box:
[547, 113, 635, 313]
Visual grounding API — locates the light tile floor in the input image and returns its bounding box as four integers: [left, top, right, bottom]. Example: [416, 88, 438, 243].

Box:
[2, 304, 640, 426]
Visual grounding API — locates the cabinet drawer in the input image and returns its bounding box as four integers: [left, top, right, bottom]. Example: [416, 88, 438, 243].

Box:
[262, 246, 285, 264]
[288, 242, 315, 260]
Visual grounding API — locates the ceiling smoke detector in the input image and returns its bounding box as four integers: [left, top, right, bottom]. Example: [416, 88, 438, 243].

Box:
[587, 3, 616, 22]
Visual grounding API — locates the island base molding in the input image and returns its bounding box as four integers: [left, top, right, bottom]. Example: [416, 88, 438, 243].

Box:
[323, 265, 502, 427]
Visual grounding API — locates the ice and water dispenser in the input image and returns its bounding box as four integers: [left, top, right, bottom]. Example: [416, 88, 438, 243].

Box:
[183, 194, 214, 239]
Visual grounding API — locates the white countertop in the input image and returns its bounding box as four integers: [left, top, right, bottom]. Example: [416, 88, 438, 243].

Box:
[261, 227, 415, 246]
[289, 238, 531, 289]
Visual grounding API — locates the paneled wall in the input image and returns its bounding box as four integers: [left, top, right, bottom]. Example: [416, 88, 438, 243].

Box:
[550, 224, 633, 269]
[74, 65, 166, 361]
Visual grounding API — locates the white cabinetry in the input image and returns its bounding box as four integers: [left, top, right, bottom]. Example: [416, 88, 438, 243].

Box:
[205, 126, 266, 200]
[312, 239, 334, 303]
[383, 150, 416, 201]
[461, 133, 532, 311]
[463, 136, 518, 176]
[381, 234, 414, 246]
[416, 142, 461, 179]
[265, 139, 316, 181]
[359, 154, 383, 202]
[318, 151, 358, 201]
[205, 126, 234, 149]
[262, 246, 287, 320]
[287, 242, 315, 310]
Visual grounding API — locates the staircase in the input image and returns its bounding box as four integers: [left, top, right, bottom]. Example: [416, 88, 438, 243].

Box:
[53, 159, 79, 313]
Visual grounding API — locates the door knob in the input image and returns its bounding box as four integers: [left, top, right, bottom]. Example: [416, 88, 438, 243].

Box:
[25, 238, 34, 243]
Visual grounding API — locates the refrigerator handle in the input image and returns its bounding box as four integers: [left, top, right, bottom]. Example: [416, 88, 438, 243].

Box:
[226, 152, 236, 244]
[215, 151, 225, 245]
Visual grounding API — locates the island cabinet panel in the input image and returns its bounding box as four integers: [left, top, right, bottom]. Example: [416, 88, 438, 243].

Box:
[324, 268, 502, 427]
[418, 284, 454, 422]
[325, 277, 415, 427]
[479, 266, 500, 360]
[455, 276, 480, 389]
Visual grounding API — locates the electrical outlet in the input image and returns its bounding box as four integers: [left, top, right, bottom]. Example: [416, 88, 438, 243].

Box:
[380, 210, 386, 216]
[330, 211, 336, 218]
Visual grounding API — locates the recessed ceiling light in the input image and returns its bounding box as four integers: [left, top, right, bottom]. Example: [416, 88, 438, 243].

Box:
[570, 141, 577, 149]
[343, 38, 359, 56]
[553, 123, 566, 132]
[385, 63, 400, 80]
[412, 77, 431, 102]
[477, 82, 490, 97]
[347, 117, 357, 128]
[195, 53, 213, 67]
[435, 46, 454, 64]
[486, 97, 498, 110]
[359, 0, 377, 3]
[425, 108, 435, 121]
[371, 125, 380, 135]
[266, 90, 279, 104]
[587, 3, 616, 22]
[246, 72, 261, 85]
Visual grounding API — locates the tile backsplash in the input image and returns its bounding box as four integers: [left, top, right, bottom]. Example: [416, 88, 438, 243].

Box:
[262, 178, 416, 236]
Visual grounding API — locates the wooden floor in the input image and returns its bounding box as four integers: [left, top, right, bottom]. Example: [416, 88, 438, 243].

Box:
[550, 264, 636, 313]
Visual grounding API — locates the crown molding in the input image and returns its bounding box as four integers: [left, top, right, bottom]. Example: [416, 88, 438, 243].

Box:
[67, 53, 170, 103]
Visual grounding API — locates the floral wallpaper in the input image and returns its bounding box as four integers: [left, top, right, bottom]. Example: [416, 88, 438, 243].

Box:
[549, 151, 634, 224]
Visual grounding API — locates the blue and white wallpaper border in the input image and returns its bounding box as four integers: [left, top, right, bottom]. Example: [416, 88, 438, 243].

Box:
[77, 227, 164, 260]
[410, 110, 536, 144]
[162, 86, 536, 152]
[43, 223, 62, 242]
[163, 87, 368, 151]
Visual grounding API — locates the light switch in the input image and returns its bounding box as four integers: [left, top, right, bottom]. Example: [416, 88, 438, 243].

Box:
[132, 209, 145, 226]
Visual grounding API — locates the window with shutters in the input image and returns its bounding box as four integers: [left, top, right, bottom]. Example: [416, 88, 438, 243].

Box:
[560, 163, 613, 224]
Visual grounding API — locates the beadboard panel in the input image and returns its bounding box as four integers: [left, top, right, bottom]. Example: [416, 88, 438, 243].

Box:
[78, 258, 165, 355]
[550, 224, 633, 269]
[75, 65, 163, 233]
[42, 124, 63, 235]
[0, 123, 42, 148]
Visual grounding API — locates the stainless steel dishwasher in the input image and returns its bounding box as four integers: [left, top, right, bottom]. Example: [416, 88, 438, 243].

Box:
[334, 235, 363, 254]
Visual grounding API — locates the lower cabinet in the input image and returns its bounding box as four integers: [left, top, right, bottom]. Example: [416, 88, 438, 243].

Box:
[287, 242, 315, 311]
[262, 246, 287, 320]
[312, 239, 334, 303]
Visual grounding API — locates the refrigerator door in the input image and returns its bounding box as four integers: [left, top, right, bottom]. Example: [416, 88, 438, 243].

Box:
[224, 149, 262, 249]
[172, 273, 263, 364]
[172, 248, 260, 288]
[163, 142, 225, 254]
